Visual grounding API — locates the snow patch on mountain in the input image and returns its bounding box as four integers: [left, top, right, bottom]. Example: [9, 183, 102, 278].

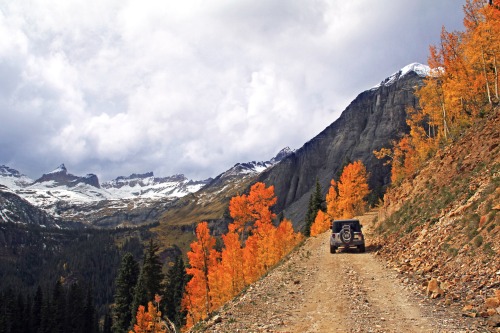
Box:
[371, 63, 430, 90]
[102, 172, 209, 199]
[215, 147, 295, 181]
[48, 164, 67, 174]
[0, 165, 34, 188]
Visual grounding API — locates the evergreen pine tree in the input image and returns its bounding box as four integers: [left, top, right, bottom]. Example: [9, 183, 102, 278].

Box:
[304, 193, 314, 237]
[0, 288, 15, 333]
[11, 293, 25, 333]
[163, 255, 188, 329]
[131, 240, 164, 326]
[143, 240, 165, 301]
[112, 252, 139, 333]
[31, 286, 43, 333]
[38, 291, 51, 333]
[52, 280, 66, 333]
[83, 288, 98, 333]
[304, 178, 323, 237]
[66, 283, 84, 333]
[313, 177, 324, 211]
[130, 271, 147, 326]
[24, 293, 33, 333]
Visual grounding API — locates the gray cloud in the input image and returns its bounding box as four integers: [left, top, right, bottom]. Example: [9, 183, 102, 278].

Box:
[0, 0, 465, 181]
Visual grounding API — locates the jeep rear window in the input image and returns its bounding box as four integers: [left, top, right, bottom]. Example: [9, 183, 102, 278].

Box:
[332, 221, 361, 233]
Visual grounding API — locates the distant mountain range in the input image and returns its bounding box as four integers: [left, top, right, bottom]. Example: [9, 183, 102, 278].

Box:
[0, 147, 294, 227]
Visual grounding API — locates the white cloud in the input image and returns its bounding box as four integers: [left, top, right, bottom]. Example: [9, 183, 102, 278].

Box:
[0, 0, 465, 181]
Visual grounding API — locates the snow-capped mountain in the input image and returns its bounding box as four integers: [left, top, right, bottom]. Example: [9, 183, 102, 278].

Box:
[0, 165, 210, 202]
[34, 164, 100, 188]
[0, 147, 290, 226]
[210, 147, 294, 184]
[270, 146, 294, 163]
[0, 165, 34, 188]
[371, 62, 430, 90]
[101, 172, 209, 199]
[0, 184, 63, 227]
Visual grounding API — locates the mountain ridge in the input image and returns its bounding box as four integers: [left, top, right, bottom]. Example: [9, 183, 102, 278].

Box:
[0, 147, 292, 227]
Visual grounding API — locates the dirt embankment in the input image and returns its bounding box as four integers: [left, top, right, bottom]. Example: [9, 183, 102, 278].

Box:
[373, 109, 499, 324]
[192, 211, 491, 333]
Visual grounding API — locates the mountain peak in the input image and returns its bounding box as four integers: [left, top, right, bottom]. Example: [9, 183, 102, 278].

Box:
[0, 165, 23, 178]
[48, 164, 67, 175]
[372, 62, 430, 90]
[34, 164, 100, 188]
[271, 147, 294, 163]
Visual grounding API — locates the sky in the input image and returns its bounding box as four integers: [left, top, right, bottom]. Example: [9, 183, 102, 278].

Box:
[0, 0, 466, 182]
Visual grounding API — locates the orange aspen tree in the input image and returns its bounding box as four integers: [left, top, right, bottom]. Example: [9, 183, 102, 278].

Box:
[275, 218, 302, 257]
[325, 179, 339, 220]
[463, 0, 499, 107]
[129, 295, 166, 333]
[310, 210, 331, 236]
[248, 183, 286, 273]
[337, 161, 370, 218]
[229, 182, 277, 240]
[482, 2, 500, 101]
[207, 262, 227, 311]
[376, 1, 499, 188]
[182, 222, 219, 328]
[228, 194, 252, 239]
[230, 182, 278, 277]
[242, 233, 260, 284]
[182, 181, 303, 328]
[255, 216, 279, 271]
[218, 225, 245, 299]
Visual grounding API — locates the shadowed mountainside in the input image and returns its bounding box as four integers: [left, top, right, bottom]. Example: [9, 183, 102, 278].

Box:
[258, 70, 425, 228]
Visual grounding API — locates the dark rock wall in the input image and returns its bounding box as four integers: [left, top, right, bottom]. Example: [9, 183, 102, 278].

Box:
[258, 72, 424, 227]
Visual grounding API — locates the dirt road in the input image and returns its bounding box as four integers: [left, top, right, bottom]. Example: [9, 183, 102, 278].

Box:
[201, 211, 489, 332]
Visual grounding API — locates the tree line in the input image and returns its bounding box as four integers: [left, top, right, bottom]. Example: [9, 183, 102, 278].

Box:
[0, 281, 101, 333]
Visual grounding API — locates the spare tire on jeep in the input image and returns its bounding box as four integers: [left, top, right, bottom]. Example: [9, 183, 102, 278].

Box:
[340, 225, 353, 244]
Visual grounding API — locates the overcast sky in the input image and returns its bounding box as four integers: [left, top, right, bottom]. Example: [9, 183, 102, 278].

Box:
[0, 0, 465, 182]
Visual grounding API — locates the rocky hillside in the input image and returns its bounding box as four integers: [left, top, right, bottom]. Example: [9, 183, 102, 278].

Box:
[373, 107, 500, 321]
[258, 63, 428, 228]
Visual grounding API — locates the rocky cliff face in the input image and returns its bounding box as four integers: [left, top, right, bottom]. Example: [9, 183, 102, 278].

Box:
[259, 69, 425, 227]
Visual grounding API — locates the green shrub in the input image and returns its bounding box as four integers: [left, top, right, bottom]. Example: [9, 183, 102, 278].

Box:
[447, 247, 459, 257]
[473, 235, 483, 248]
[483, 242, 495, 256]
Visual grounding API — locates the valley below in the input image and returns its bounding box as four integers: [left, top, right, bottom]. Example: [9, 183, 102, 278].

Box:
[197, 211, 494, 333]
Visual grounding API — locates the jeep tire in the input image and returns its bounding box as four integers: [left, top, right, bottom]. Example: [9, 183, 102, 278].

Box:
[340, 225, 353, 245]
[330, 245, 337, 254]
[358, 244, 366, 253]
